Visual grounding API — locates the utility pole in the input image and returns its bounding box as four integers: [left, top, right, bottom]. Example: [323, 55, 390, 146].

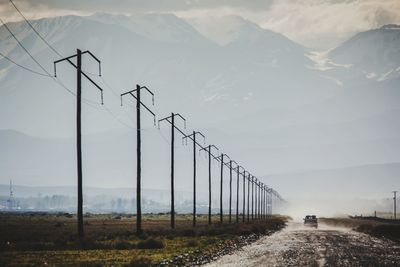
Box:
[256, 180, 259, 220]
[264, 185, 267, 220]
[217, 153, 230, 223]
[158, 113, 186, 229]
[393, 191, 398, 221]
[268, 188, 273, 218]
[254, 179, 257, 220]
[54, 49, 103, 239]
[267, 188, 270, 218]
[252, 176, 255, 221]
[247, 173, 250, 221]
[121, 84, 155, 234]
[259, 182, 262, 220]
[258, 182, 262, 220]
[183, 131, 205, 227]
[242, 170, 247, 222]
[236, 166, 244, 223]
[200, 145, 219, 225]
[228, 160, 237, 224]
[262, 185, 265, 220]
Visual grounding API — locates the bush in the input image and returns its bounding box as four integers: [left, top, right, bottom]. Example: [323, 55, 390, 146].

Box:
[182, 229, 196, 237]
[185, 239, 198, 247]
[204, 237, 217, 245]
[137, 237, 164, 249]
[114, 240, 135, 250]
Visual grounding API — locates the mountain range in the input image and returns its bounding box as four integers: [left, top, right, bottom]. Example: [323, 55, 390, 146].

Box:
[0, 13, 399, 214]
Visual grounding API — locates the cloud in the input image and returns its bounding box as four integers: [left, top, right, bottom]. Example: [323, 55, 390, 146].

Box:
[258, 0, 400, 50]
[1, 0, 400, 50]
[174, 0, 400, 50]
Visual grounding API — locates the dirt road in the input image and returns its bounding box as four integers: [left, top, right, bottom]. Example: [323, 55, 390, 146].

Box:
[205, 222, 400, 267]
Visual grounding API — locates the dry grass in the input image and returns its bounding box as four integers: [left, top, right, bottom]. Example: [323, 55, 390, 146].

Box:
[320, 217, 400, 243]
[0, 213, 286, 266]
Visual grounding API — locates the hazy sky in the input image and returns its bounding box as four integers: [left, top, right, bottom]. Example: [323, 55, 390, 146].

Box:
[1, 0, 400, 49]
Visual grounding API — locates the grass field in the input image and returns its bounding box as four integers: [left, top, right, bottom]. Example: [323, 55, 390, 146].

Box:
[320, 217, 400, 243]
[0, 213, 286, 266]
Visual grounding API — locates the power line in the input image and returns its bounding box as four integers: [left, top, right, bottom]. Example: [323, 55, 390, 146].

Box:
[0, 18, 52, 76]
[0, 17, 111, 104]
[4, 3, 286, 216]
[8, 0, 63, 58]
[0, 50, 51, 77]
[3, 3, 152, 131]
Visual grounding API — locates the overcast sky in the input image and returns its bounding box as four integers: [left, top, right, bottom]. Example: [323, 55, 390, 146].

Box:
[1, 0, 400, 50]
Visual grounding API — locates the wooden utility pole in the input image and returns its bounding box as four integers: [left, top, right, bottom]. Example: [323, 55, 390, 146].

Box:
[254, 181, 260, 220]
[192, 132, 196, 226]
[200, 145, 219, 225]
[229, 160, 233, 223]
[217, 154, 229, 223]
[54, 49, 103, 239]
[263, 185, 266, 220]
[159, 113, 186, 229]
[220, 154, 224, 223]
[76, 49, 83, 237]
[236, 166, 243, 223]
[183, 131, 205, 227]
[242, 170, 247, 222]
[258, 182, 262, 220]
[121, 84, 155, 234]
[393, 191, 398, 221]
[247, 173, 250, 221]
[268, 188, 272, 218]
[171, 114, 175, 228]
[251, 176, 255, 220]
[228, 160, 237, 224]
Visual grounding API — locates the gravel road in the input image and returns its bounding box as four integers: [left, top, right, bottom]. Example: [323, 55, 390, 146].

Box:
[205, 222, 400, 267]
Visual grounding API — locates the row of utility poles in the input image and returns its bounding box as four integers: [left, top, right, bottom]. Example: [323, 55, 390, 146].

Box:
[54, 49, 284, 238]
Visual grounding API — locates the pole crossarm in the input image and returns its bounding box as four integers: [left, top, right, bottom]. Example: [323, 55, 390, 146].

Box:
[199, 144, 220, 160]
[54, 50, 104, 104]
[229, 160, 238, 169]
[54, 50, 101, 73]
[216, 153, 231, 167]
[183, 131, 205, 147]
[238, 166, 246, 174]
[121, 85, 156, 124]
[158, 113, 186, 136]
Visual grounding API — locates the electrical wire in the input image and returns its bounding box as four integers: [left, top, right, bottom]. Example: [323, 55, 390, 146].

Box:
[4, 2, 147, 131]
[8, 0, 62, 58]
[0, 50, 51, 77]
[0, 18, 52, 77]
[2, 5, 271, 190]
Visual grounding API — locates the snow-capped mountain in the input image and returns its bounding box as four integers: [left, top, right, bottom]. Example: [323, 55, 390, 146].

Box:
[89, 12, 211, 44]
[0, 14, 399, 202]
[0, 13, 337, 135]
[328, 24, 400, 82]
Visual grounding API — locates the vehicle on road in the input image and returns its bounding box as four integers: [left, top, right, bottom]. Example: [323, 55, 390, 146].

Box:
[304, 215, 318, 228]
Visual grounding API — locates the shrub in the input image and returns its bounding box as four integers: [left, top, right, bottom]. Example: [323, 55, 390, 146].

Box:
[182, 229, 196, 237]
[114, 240, 135, 250]
[137, 237, 164, 249]
[185, 239, 198, 247]
[204, 237, 217, 245]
